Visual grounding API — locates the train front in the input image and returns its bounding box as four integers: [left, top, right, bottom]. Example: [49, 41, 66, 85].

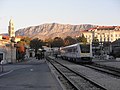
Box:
[79, 43, 93, 63]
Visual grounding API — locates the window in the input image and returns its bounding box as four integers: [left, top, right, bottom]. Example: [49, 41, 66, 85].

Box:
[12, 27, 14, 30]
[80, 44, 90, 53]
[73, 47, 77, 52]
[12, 31, 14, 34]
[67, 48, 72, 52]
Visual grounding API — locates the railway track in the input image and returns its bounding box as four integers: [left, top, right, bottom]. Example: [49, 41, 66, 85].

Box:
[83, 63, 120, 78]
[46, 57, 107, 90]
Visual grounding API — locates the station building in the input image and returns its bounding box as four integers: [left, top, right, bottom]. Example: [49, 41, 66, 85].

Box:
[82, 26, 120, 43]
[81, 26, 120, 55]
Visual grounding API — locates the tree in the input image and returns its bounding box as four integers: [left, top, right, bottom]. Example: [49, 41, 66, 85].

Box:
[20, 37, 31, 46]
[16, 37, 28, 53]
[64, 36, 77, 46]
[93, 37, 99, 42]
[44, 38, 53, 47]
[92, 37, 99, 55]
[16, 41, 26, 61]
[51, 37, 64, 47]
[92, 37, 99, 47]
[30, 38, 44, 54]
[76, 34, 87, 44]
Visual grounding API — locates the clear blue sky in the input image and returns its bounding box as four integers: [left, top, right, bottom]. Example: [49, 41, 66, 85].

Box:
[0, 0, 120, 33]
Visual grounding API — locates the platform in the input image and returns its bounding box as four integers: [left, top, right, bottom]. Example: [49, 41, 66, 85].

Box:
[0, 58, 63, 90]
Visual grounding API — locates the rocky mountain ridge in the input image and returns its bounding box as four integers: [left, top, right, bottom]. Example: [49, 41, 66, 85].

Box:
[15, 23, 96, 40]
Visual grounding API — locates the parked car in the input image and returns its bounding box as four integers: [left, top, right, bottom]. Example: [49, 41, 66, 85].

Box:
[1, 60, 7, 64]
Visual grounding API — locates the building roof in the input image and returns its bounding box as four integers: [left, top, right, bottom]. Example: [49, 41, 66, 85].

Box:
[97, 26, 115, 30]
[81, 30, 89, 32]
[2, 36, 10, 40]
[15, 36, 24, 38]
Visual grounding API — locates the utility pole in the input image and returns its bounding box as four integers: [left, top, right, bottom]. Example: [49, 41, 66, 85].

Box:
[10, 37, 15, 63]
[10, 39, 13, 63]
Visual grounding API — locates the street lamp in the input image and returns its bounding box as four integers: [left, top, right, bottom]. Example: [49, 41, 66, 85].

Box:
[99, 42, 103, 60]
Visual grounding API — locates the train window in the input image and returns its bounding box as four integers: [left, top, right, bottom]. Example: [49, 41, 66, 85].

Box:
[80, 44, 90, 53]
[67, 48, 72, 52]
[72, 47, 77, 52]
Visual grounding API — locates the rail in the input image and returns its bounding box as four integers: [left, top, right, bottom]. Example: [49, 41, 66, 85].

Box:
[84, 63, 120, 78]
[46, 56, 107, 90]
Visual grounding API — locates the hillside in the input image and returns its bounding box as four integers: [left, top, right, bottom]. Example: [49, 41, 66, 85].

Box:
[15, 23, 95, 40]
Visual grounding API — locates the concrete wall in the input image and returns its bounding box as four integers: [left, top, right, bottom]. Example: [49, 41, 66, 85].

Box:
[0, 44, 16, 63]
[0, 35, 2, 40]
[5, 45, 16, 63]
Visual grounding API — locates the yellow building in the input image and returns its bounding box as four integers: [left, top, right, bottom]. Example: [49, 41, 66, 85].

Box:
[81, 30, 93, 43]
[82, 26, 120, 43]
[93, 26, 120, 42]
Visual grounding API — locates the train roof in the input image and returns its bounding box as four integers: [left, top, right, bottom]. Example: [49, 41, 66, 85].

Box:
[60, 43, 91, 49]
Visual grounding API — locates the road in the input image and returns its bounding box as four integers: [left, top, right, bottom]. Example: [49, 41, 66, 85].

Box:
[0, 58, 63, 90]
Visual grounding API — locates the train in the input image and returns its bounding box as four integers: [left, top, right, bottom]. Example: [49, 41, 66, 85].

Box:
[60, 43, 93, 63]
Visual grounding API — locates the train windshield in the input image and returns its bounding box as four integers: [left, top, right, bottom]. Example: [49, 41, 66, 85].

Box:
[80, 44, 90, 53]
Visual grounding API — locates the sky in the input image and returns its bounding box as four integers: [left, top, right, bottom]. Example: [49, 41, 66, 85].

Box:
[0, 0, 120, 33]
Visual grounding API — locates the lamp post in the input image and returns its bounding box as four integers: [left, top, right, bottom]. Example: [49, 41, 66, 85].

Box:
[99, 42, 103, 60]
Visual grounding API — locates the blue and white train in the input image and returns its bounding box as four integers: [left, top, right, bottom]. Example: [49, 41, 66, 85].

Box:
[60, 43, 93, 63]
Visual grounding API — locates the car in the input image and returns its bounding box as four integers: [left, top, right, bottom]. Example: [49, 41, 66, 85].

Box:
[1, 60, 7, 64]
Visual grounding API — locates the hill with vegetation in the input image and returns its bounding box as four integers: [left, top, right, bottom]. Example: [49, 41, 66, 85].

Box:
[15, 23, 95, 40]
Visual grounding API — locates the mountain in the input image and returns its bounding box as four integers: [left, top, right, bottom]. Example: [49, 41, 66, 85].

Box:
[15, 23, 95, 40]
[0, 33, 9, 36]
